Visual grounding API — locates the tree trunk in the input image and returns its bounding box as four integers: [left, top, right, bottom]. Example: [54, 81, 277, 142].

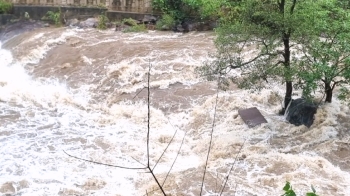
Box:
[283, 34, 292, 111]
[325, 82, 333, 103]
[279, 0, 293, 113]
[285, 81, 292, 108]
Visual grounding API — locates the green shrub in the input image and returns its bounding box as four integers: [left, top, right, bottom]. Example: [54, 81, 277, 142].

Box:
[97, 13, 108, 30]
[282, 182, 318, 196]
[120, 18, 147, 33]
[44, 8, 62, 26]
[122, 24, 147, 33]
[0, 0, 13, 14]
[122, 18, 138, 26]
[155, 14, 175, 30]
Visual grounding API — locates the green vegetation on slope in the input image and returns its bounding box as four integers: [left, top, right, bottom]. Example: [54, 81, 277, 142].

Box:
[0, 0, 12, 14]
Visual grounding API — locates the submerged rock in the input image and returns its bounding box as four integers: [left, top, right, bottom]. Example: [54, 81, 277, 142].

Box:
[78, 18, 98, 28]
[285, 98, 318, 128]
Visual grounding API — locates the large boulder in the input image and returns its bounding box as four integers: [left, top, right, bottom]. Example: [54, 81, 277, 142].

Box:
[173, 19, 218, 33]
[285, 98, 318, 128]
[115, 23, 129, 31]
[142, 15, 157, 24]
[78, 18, 98, 28]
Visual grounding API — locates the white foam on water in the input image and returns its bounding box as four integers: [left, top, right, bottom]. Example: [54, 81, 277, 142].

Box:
[15, 30, 77, 66]
[0, 42, 13, 66]
[1, 30, 350, 196]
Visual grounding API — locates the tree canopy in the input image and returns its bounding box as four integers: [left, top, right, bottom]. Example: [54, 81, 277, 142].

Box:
[197, 0, 350, 110]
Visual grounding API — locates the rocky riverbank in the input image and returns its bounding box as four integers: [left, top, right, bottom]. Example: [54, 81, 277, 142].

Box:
[0, 15, 217, 43]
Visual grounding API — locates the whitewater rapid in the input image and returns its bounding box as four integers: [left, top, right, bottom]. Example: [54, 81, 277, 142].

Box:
[0, 28, 350, 196]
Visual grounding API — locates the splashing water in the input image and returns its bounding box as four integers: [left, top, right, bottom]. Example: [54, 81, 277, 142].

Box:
[0, 28, 349, 196]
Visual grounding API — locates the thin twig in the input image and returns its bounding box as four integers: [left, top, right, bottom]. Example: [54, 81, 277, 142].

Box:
[162, 130, 187, 186]
[64, 60, 166, 195]
[219, 140, 246, 196]
[141, 187, 163, 196]
[152, 120, 178, 171]
[131, 156, 147, 167]
[148, 167, 166, 195]
[133, 87, 146, 99]
[146, 61, 167, 196]
[199, 76, 221, 196]
[63, 150, 147, 170]
[317, 91, 326, 106]
[214, 172, 219, 194]
[147, 64, 151, 168]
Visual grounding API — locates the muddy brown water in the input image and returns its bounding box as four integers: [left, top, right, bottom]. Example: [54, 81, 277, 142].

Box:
[0, 27, 349, 195]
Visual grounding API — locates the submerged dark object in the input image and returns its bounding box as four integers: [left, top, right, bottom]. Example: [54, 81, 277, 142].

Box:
[285, 98, 318, 128]
[238, 107, 268, 128]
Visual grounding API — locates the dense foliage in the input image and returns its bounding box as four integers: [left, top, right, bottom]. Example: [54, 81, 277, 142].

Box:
[197, 0, 350, 109]
[121, 18, 148, 33]
[155, 13, 175, 30]
[152, 0, 225, 21]
[44, 8, 62, 26]
[0, 0, 12, 14]
[97, 12, 108, 30]
[294, 0, 350, 103]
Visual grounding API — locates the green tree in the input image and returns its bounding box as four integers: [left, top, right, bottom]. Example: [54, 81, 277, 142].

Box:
[199, 0, 305, 113]
[152, 0, 228, 21]
[199, 0, 350, 108]
[295, 0, 350, 103]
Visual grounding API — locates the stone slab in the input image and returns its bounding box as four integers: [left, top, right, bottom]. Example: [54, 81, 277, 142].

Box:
[238, 107, 267, 128]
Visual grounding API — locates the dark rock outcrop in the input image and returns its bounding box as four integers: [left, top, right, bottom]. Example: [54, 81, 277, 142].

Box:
[173, 19, 218, 33]
[142, 15, 157, 24]
[285, 98, 318, 128]
[115, 23, 129, 31]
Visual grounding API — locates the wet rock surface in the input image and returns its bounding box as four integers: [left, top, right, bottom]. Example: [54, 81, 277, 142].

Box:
[78, 18, 99, 28]
[286, 98, 318, 127]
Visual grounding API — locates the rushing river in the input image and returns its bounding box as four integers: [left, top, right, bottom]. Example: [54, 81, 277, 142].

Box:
[0, 27, 349, 196]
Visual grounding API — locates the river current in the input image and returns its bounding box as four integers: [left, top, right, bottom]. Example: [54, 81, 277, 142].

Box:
[0, 27, 349, 196]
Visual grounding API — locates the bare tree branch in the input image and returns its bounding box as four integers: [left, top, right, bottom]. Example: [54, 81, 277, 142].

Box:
[152, 122, 178, 171]
[133, 87, 146, 99]
[63, 150, 147, 170]
[219, 140, 246, 196]
[199, 76, 221, 196]
[290, 0, 297, 14]
[162, 130, 187, 186]
[146, 62, 167, 196]
[147, 64, 151, 168]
